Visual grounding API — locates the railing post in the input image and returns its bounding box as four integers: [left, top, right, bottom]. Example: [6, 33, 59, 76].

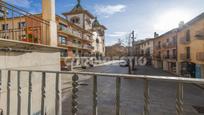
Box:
[41, 72, 46, 115]
[28, 72, 32, 115]
[17, 71, 21, 115]
[72, 74, 79, 115]
[7, 70, 11, 115]
[55, 73, 62, 115]
[93, 75, 98, 115]
[116, 77, 121, 115]
[144, 79, 150, 115]
[176, 82, 183, 115]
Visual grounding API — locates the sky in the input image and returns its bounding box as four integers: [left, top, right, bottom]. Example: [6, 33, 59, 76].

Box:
[6, 0, 204, 46]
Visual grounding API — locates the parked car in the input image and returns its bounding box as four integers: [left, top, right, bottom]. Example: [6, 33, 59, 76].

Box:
[119, 60, 129, 67]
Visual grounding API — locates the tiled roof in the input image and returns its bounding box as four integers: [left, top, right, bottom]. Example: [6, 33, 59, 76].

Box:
[63, 1, 94, 19]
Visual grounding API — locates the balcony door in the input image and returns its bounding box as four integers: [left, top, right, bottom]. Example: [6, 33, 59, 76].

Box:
[186, 47, 190, 59]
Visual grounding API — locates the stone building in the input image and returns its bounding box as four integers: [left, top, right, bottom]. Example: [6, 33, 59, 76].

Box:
[133, 38, 154, 65]
[153, 12, 204, 78]
[62, 0, 106, 58]
[153, 29, 178, 74]
[177, 13, 204, 78]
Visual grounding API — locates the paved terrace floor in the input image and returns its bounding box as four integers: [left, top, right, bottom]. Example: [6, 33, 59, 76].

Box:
[61, 63, 204, 115]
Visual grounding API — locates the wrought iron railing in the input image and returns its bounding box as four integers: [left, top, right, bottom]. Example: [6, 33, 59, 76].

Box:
[180, 53, 190, 61]
[0, 69, 204, 115]
[0, 1, 49, 45]
[180, 37, 191, 45]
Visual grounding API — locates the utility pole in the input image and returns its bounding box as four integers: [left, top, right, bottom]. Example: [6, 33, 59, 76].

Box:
[131, 31, 135, 56]
[131, 31, 136, 71]
[127, 30, 136, 74]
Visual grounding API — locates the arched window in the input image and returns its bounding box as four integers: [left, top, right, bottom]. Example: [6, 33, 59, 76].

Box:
[71, 17, 80, 24]
[96, 38, 99, 44]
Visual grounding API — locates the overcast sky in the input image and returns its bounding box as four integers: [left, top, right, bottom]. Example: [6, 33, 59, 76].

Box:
[6, 0, 204, 46]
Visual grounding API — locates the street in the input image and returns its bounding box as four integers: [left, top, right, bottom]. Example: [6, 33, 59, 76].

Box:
[62, 63, 204, 115]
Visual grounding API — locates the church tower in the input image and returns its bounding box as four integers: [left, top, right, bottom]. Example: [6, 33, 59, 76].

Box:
[63, 0, 94, 30]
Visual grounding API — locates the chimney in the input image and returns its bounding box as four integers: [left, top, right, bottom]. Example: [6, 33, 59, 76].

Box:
[154, 32, 159, 38]
[42, 0, 58, 46]
[179, 21, 185, 28]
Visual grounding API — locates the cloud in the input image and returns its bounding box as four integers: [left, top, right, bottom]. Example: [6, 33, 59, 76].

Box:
[94, 4, 126, 17]
[6, 0, 31, 8]
[108, 32, 128, 37]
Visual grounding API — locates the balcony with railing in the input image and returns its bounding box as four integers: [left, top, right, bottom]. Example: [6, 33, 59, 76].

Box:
[0, 1, 49, 45]
[83, 34, 93, 42]
[170, 55, 177, 60]
[180, 37, 191, 45]
[164, 54, 177, 61]
[162, 42, 167, 48]
[82, 44, 94, 50]
[58, 26, 82, 39]
[154, 54, 162, 60]
[154, 45, 161, 50]
[167, 41, 177, 48]
[0, 69, 204, 115]
[180, 53, 191, 61]
[196, 52, 204, 61]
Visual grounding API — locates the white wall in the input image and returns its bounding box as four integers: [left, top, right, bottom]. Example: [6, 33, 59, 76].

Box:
[66, 14, 84, 28]
[92, 31, 105, 56]
[139, 40, 154, 56]
[0, 50, 61, 115]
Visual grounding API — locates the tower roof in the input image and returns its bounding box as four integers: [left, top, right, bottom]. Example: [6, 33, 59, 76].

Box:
[63, 0, 94, 19]
[92, 17, 107, 30]
[92, 17, 101, 27]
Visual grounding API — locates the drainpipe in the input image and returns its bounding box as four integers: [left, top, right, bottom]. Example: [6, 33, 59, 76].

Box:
[42, 0, 58, 46]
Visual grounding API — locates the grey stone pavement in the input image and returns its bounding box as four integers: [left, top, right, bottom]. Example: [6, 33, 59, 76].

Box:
[61, 63, 204, 115]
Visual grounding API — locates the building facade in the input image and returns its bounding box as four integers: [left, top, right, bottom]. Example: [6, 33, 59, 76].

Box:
[152, 13, 204, 78]
[62, 1, 106, 58]
[134, 38, 154, 65]
[0, 1, 106, 69]
[153, 29, 178, 74]
[177, 13, 204, 78]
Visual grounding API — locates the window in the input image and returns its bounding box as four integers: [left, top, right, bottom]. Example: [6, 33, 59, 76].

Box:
[86, 18, 91, 25]
[61, 50, 68, 57]
[186, 30, 190, 41]
[158, 41, 161, 48]
[167, 50, 170, 58]
[71, 17, 80, 24]
[173, 36, 177, 44]
[58, 36, 67, 45]
[73, 40, 76, 44]
[173, 49, 177, 58]
[186, 47, 190, 59]
[2, 24, 8, 30]
[59, 23, 67, 30]
[18, 22, 26, 29]
[96, 38, 99, 44]
[158, 51, 161, 58]
[78, 41, 81, 44]
[72, 50, 76, 54]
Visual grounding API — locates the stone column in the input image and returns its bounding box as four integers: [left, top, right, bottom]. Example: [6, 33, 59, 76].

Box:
[42, 0, 58, 46]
